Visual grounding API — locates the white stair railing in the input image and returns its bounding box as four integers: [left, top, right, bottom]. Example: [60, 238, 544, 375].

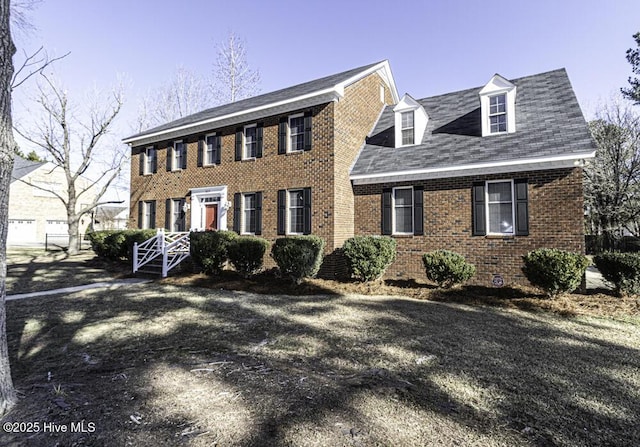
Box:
[133, 229, 190, 277]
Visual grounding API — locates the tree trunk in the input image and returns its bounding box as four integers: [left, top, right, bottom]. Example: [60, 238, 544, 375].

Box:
[67, 215, 79, 256]
[0, 0, 18, 416]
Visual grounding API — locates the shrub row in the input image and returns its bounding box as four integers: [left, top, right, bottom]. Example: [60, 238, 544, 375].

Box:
[522, 249, 590, 297]
[594, 252, 640, 296]
[87, 229, 157, 261]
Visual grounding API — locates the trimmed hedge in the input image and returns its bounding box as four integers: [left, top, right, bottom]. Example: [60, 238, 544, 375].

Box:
[87, 229, 156, 261]
[228, 236, 270, 278]
[594, 252, 640, 296]
[422, 250, 476, 288]
[190, 230, 238, 275]
[271, 235, 326, 284]
[522, 248, 589, 297]
[343, 235, 396, 282]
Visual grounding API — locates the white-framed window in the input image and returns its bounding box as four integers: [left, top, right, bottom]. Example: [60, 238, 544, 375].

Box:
[486, 180, 515, 235]
[144, 146, 156, 174]
[242, 193, 257, 234]
[141, 200, 155, 229]
[171, 199, 184, 232]
[173, 140, 184, 170]
[288, 189, 305, 235]
[401, 111, 414, 146]
[288, 114, 305, 152]
[205, 134, 217, 165]
[244, 124, 257, 159]
[488, 94, 507, 134]
[393, 186, 413, 234]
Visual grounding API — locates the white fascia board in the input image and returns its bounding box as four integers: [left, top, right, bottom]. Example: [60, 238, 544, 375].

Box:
[123, 89, 342, 146]
[350, 151, 596, 185]
[337, 60, 399, 103]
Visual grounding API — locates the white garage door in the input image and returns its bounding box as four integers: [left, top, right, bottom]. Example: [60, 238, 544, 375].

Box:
[7, 219, 36, 244]
[46, 220, 68, 235]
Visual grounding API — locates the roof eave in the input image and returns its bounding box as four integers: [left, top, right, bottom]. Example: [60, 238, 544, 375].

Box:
[350, 151, 596, 185]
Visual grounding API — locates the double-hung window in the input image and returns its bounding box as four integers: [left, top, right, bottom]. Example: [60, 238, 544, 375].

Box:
[401, 111, 415, 146]
[139, 200, 156, 229]
[170, 198, 185, 232]
[243, 193, 257, 234]
[276, 188, 311, 235]
[288, 190, 305, 235]
[288, 114, 305, 152]
[489, 94, 507, 134]
[144, 146, 156, 174]
[244, 124, 257, 159]
[205, 134, 217, 165]
[393, 187, 414, 234]
[172, 141, 185, 170]
[233, 192, 262, 235]
[486, 180, 514, 235]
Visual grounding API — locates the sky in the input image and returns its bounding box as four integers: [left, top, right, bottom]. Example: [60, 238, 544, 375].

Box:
[9, 0, 640, 199]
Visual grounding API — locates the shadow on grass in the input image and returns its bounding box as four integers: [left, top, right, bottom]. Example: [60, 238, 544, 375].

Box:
[2, 280, 639, 446]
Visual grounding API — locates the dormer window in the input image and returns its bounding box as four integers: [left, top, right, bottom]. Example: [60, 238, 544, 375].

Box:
[401, 111, 415, 145]
[393, 94, 428, 148]
[479, 74, 516, 137]
[489, 94, 507, 133]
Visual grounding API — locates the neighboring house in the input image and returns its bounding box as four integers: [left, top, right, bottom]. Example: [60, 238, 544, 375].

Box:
[123, 61, 595, 285]
[93, 205, 129, 231]
[8, 156, 96, 246]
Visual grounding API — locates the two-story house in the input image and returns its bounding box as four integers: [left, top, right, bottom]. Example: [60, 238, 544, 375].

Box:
[123, 61, 595, 285]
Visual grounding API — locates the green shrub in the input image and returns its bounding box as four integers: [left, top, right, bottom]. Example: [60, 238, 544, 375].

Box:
[124, 229, 157, 261]
[594, 252, 640, 296]
[343, 235, 396, 282]
[271, 236, 326, 284]
[103, 231, 128, 260]
[189, 230, 238, 275]
[87, 230, 117, 258]
[422, 250, 476, 288]
[522, 248, 590, 297]
[228, 236, 270, 278]
[88, 230, 158, 261]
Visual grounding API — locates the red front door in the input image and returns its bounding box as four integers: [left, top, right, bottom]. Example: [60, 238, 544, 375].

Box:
[205, 204, 218, 230]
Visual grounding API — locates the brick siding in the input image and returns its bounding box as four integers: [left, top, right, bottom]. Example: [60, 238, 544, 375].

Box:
[353, 168, 585, 286]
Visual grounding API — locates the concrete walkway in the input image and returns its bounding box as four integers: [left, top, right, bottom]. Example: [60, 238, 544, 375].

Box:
[585, 266, 611, 290]
[6, 278, 152, 301]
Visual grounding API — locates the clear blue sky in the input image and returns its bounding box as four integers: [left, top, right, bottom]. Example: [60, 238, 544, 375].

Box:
[12, 0, 640, 138]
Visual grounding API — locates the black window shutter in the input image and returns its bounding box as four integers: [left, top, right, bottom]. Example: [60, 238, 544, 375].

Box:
[515, 179, 529, 236]
[303, 187, 312, 235]
[255, 192, 263, 235]
[149, 201, 156, 229]
[166, 142, 173, 171]
[278, 117, 287, 154]
[215, 135, 222, 164]
[303, 111, 312, 151]
[165, 199, 171, 230]
[181, 141, 187, 169]
[152, 146, 157, 173]
[277, 189, 286, 235]
[414, 186, 424, 236]
[382, 188, 392, 235]
[472, 182, 486, 236]
[233, 193, 241, 234]
[138, 149, 144, 175]
[197, 137, 204, 167]
[179, 198, 186, 231]
[137, 202, 143, 229]
[235, 127, 243, 161]
[256, 123, 263, 158]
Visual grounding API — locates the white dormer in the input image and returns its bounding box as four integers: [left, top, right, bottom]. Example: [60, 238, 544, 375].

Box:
[393, 94, 428, 148]
[479, 74, 516, 137]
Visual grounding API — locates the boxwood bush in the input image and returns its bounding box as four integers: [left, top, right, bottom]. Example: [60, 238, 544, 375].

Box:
[87, 230, 117, 259]
[422, 250, 476, 288]
[88, 229, 156, 261]
[271, 235, 326, 284]
[228, 236, 270, 278]
[190, 230, 238, 275]
[593, 252, 640, 296]
[522, 248, 589, 297]
[343, 235, 396, 282]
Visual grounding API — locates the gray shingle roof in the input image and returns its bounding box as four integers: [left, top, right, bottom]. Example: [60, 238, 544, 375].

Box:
[125, 61, 384, 142]
[11, 156, 44, 183]
[351, 68, 595, 179]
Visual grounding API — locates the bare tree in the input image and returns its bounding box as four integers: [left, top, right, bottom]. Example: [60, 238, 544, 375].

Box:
[622, 32, 640, 105]
[212, 32, 260, 104]
[584, 99, 640, 248]
[136, 66, 212, 132]
[0, 0, 18, 417]
[15, 73, 127, 255]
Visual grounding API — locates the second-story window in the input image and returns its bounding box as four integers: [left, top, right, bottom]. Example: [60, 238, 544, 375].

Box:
[401, 111, 414, 145]
[489, 94, 507, 133]
[289, 114, 305, 152]
[244, 124, 257, 159]
[143, 146, 156, 175]
[169, 140, 186, 171]
[205, 134, 217, 165]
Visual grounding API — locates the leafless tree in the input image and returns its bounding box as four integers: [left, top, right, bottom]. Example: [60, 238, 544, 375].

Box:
[15, 73, 127, 255]
[584, 98, 640, 248]
[0, 0, 18, 418]
[136, 66, 212, 132]
[211, 32, 260, 104]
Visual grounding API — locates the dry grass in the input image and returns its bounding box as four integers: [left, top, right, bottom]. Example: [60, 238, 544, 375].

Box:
[1, 252, 639, 446]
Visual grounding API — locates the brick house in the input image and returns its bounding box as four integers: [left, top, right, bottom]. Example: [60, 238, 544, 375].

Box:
[123, 62, 595, 285]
